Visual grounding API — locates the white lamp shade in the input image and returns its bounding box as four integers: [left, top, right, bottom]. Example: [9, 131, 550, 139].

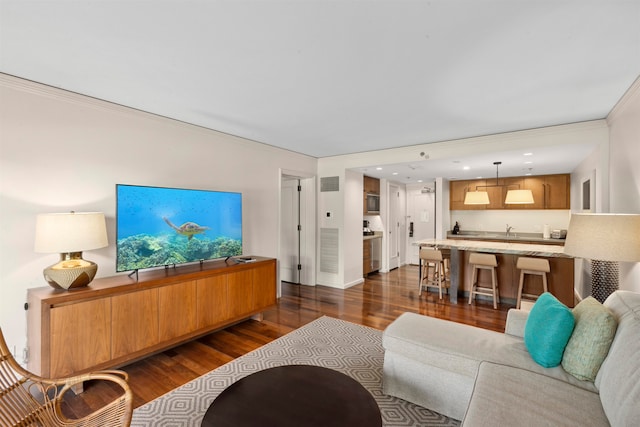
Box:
[35, 212, 108, 253]
[464, 191, 490, 205]
[563, 213, 640, 262]
[504, 189, 534, 204]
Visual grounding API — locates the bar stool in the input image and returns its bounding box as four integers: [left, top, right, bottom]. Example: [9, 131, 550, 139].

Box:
[516, 257, 550, 309]
[419, 248, 449, 299]
[468, 253, 499, 309]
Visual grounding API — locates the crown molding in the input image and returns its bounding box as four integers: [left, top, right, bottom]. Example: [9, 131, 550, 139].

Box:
[607, 74, 640, 125]
[1, 73, 315, 161]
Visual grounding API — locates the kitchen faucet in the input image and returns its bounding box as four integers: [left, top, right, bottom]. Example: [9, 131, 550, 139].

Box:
[506, 224, 514, 236]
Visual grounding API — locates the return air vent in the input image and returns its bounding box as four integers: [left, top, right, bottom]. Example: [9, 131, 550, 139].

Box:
[320, 176, 339, 192]
[320, 228, 339, 274]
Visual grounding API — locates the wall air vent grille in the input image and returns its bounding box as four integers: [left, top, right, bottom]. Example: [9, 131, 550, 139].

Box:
[320, 228, 339, 273]
[320, 176, 339, 192]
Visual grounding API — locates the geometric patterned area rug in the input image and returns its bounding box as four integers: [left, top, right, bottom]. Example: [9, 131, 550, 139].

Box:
[131, 316, 460, 426]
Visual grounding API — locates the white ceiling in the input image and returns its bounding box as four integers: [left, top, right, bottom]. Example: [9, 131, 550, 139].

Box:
[1, 1, 639, 182]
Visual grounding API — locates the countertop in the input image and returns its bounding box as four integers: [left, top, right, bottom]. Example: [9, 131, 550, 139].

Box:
[416, 238, 570, 258]
[447, 232, 565, 245]
[363, 232, 383, 240]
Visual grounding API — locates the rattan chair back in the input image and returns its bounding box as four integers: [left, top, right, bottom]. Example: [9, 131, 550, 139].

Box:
[0, 328, 133, 427]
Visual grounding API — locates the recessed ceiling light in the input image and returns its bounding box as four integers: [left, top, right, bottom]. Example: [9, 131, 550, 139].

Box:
[524, 161, 533, 164]
[417, 179, 423, 183]
[392, 172, 398, 175]
[524, 152, 533, 156]
[463, 166, 470, 170]
[376, 167, 383, 170]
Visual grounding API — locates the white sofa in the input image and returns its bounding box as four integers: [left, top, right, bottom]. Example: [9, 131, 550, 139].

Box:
[382, 290, 639, 426]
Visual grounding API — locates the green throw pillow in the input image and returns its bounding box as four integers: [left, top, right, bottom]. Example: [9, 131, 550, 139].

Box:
[561, 297, 618, 381]
[524, 292, 575, 368]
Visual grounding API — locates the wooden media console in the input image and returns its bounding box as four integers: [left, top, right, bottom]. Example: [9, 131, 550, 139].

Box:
[27, 257, 277, 378]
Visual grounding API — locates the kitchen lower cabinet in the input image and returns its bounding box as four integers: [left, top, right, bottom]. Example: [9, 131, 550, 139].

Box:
[27, 257, 277, 378]
[459, 251, 574, 307]
[363, 237, 381, 275]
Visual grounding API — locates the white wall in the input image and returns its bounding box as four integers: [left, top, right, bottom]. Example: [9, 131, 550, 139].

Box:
[607, 76, 640, 292]
[0, 75, 317, 356]
[570, 135, 610, 297]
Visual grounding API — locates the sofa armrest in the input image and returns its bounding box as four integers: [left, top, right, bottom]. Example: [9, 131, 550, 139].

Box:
[505, 309, 529, 337]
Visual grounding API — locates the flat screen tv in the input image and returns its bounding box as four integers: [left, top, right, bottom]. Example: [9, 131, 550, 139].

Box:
[116, 184, 242, 272]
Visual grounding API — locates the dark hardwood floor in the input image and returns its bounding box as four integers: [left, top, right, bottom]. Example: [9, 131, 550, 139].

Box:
[61, 264, 510, 418]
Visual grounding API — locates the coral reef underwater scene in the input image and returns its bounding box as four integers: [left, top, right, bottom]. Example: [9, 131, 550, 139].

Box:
[117, 233, 242, 272]
[116, 185, 243, 272]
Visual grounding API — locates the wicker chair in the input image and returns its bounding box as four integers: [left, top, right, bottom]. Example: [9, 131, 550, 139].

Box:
[0, 328, 133, 427]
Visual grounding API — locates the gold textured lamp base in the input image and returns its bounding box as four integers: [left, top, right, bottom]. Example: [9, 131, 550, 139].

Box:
[43, 252, 98, 290]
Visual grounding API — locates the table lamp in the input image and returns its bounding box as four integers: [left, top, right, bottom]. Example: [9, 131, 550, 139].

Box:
[563, 213, 640, 302]
[34, 211, 108, 290]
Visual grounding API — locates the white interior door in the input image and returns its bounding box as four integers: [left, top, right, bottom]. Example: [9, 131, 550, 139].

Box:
[280, 178, 299, 283]
[389, 184, 400, 270]
[280, 172, 316, 287]
[408, 191, 435, 265]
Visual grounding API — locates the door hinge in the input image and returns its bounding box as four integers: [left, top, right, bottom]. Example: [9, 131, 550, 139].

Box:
[298, 185, 302, 192]
[297, 264, 302, 270]
[297, 224, 302, 231]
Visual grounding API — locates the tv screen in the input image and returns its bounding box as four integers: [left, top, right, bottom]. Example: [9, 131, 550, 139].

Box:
[116, 184, 242, 272]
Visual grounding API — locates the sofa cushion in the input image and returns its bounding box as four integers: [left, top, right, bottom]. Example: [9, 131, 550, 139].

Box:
[596, 290, 640, 426]
[524, 292, 575, 368]
[562, 297, 617, 381]
[385, 311, 597, 392]
[462, 362, 608, 427]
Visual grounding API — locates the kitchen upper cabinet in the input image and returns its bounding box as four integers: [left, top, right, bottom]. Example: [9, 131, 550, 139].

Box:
[521, 175, 570, 209]
[363, 175, 381, 214]
[450, 174, 570, 210]
[363, 176, 380, 194]
[450, 179, 486, 210]
[543, 174, 570, 209]
[521, 177, 545, 209]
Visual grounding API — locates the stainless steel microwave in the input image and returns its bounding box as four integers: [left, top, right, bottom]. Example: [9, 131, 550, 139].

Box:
[366, 193, 380, 214]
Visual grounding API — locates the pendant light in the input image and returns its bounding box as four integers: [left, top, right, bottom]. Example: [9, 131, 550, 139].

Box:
[463, 161, 535, 205]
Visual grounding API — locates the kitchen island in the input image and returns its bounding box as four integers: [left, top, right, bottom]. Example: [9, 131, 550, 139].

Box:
[416, 239, 575, 307]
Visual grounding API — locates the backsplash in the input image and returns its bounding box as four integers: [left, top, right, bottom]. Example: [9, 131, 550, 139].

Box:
[450, 210, 571, 235]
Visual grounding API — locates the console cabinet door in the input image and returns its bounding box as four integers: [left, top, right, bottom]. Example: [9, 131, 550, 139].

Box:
[49, 299, 111, 377]
[253, 262, 277, 310]
[111, 288, 159, 359]
[227, 269, 254, 318]
[197, 275, 229, 328]
[159, 281, 197, 341]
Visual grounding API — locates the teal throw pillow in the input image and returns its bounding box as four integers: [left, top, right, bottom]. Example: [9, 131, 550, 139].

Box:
[561, 297, 617, 381]
[524, 292, 575, 368]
